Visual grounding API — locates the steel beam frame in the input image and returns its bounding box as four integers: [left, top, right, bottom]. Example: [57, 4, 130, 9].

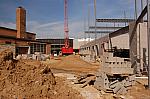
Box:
[89, 26, 124, 30]
[109, 26, 129, 38]
[85, 31, 112, 34]
[96, 19, 135, 23]
[109, 6, 147, 39]
[129, 5, 147, 46]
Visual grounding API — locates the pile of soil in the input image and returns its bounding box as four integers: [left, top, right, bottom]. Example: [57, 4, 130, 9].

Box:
[43, 55, 99, 73]
[0, 50, 82, 99]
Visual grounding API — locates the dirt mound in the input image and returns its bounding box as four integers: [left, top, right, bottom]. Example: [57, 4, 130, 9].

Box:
[0, 50, 55, 98]
[0, 51, 56, 98]
[0, 50, 82, 99]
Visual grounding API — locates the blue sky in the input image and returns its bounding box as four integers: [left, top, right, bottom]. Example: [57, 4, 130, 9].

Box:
[0, 0, 146, 39]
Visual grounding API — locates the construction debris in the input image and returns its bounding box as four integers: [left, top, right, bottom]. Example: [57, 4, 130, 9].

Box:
[16, 52, 50, 61]
[94, 53, 135, 95]
[73, 74, 96, 88]
[41, 54, 150, 99]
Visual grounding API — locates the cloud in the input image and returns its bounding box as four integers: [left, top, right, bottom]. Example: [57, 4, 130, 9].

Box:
[26, 21, 65, 39]
[28, 20, 84, 39]
[0, 22, 16, 29]
[0, 20, 84, 39]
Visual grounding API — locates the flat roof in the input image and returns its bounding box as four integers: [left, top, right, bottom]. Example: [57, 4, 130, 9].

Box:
[0, 26, 36, 35]
[36, 38, 73, 40]
[0, 35, 50, 44]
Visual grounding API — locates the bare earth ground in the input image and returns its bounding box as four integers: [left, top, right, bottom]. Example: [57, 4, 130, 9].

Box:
[43, 55, 99, 74]
[43, 55, 150, 99]
[1, 50, 150, 99]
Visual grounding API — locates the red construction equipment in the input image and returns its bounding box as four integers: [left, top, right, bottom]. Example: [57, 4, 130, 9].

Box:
[61, 0, 73, 55]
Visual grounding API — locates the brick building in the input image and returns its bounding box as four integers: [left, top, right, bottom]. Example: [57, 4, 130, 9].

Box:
[0, 7, 51, 55]
[37, 39, 73, 54]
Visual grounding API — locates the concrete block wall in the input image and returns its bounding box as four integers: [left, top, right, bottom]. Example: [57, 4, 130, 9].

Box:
[80, 36, 109, 59]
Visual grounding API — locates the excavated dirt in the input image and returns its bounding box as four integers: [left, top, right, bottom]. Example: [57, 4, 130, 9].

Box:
[0, 50, 82, 99]
[43, 55, 99, 74]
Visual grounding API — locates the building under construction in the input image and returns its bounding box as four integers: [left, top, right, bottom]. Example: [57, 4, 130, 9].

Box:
[0, 0, 150, 98]
[79, 1, 150, 94]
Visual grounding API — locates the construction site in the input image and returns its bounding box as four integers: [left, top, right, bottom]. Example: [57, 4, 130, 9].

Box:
[0, 0, 150, 99]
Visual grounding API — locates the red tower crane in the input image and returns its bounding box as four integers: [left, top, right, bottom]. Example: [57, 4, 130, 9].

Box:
[61, 0, 73, 55]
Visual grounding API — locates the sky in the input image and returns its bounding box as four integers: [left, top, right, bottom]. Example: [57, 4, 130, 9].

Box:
[0, 0, 147, 39]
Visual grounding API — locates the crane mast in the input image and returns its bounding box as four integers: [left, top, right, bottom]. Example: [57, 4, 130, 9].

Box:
[61, 0, 73, 55]
[64, 0, 69, 48]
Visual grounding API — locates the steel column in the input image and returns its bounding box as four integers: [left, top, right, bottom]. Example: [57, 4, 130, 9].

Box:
[135, 0, 138, 20]
[94, 0, 97, 39]
[147, 0, 150, 89]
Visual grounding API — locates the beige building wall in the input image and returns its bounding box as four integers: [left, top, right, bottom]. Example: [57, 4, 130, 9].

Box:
[111, 33, 129, 49]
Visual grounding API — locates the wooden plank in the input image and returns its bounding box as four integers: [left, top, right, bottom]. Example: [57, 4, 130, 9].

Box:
[80, 76, 96, 88]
